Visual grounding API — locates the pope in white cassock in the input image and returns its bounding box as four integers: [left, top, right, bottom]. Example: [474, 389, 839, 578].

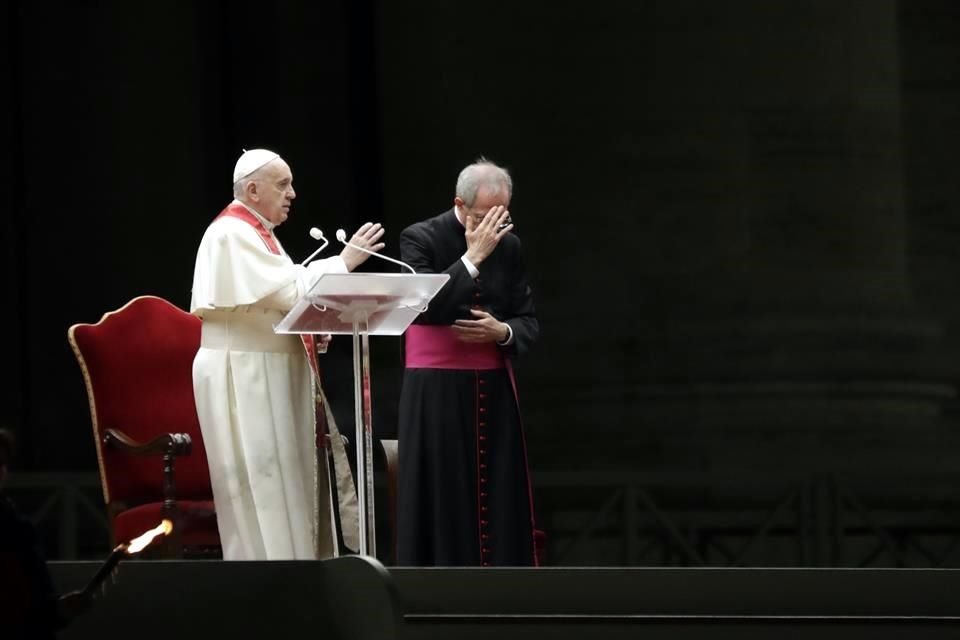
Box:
[190, 149, 385, 560]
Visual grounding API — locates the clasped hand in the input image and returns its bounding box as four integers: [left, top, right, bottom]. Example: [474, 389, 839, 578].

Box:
[452, 309, 509, 343]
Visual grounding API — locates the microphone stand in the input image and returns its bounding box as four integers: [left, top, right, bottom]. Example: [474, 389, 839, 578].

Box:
[336, 229, 416, 274]
[301, 232, 330, 266]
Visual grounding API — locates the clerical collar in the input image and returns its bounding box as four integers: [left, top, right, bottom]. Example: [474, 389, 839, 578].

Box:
[232, 199, 276, 230]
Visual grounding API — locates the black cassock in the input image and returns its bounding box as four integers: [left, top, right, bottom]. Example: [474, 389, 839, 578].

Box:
[397, 208, 539, 566]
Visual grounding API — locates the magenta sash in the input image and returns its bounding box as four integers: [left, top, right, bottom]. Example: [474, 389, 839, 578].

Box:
[405, 325, 505, 370]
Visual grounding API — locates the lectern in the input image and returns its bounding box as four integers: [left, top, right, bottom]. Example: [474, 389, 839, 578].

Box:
[275, 272, 449, 556]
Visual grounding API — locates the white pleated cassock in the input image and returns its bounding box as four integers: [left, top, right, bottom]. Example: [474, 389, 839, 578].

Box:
[190, 201, 350, 560]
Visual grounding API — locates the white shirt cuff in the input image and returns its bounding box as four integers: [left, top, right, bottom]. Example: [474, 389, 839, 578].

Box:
[497, 322, 514, 346]
[461, 255, 479, 279]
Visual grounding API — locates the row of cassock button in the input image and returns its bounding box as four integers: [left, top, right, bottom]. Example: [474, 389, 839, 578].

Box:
[474, 281, 492, 566]
[479, 374, 491, 566]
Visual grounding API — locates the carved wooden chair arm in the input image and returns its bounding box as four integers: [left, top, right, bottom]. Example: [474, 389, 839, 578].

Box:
[102, 428, 193, 524]
[103, 429, 193, 456]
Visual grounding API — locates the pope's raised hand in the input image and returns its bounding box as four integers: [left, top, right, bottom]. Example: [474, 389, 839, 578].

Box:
[341, 222, 386, 271]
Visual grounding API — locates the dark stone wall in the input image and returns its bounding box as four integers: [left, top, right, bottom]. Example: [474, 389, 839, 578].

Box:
[377, 0, 958, 489]
[1, 2, 370, 468]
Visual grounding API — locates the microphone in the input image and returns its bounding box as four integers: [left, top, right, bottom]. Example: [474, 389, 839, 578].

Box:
[336, 228, 416, 274]
[300, 227, 330, 266]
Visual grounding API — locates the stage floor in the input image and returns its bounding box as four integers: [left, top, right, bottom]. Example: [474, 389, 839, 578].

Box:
[49, 559, 960, 639]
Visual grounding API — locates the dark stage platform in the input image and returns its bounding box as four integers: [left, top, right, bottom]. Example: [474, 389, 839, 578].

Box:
[50, 559, 960, 639]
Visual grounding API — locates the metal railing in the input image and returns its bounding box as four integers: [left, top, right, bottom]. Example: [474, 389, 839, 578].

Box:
[535, 470, 960, 567]
[5, 472, 109, 559]
[7, 470, 960, 566]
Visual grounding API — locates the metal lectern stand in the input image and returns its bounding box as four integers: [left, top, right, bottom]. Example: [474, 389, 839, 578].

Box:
[274, 272, 449, 557]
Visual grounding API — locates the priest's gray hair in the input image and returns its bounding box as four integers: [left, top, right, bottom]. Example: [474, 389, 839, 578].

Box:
[455, 158, 513, 207]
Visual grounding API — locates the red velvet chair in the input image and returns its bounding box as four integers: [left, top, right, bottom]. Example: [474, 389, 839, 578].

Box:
[68, 296, 220, 556]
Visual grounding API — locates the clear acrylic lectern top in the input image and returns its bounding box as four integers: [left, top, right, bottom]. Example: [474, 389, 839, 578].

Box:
[273, 272, 450, 335]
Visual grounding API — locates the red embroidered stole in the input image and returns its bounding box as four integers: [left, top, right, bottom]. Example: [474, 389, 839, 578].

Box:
[215, 203, 328, 447]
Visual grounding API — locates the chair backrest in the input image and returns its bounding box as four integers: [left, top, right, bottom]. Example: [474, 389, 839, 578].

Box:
[68, 296, 212, 507]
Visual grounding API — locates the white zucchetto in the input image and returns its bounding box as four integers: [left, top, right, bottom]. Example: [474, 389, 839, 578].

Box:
[232, 148, 280, 184]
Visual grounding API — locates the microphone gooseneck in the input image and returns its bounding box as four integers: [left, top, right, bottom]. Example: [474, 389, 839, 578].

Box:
[337, 228, 416, 274]
[301, 228, 330, 266]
